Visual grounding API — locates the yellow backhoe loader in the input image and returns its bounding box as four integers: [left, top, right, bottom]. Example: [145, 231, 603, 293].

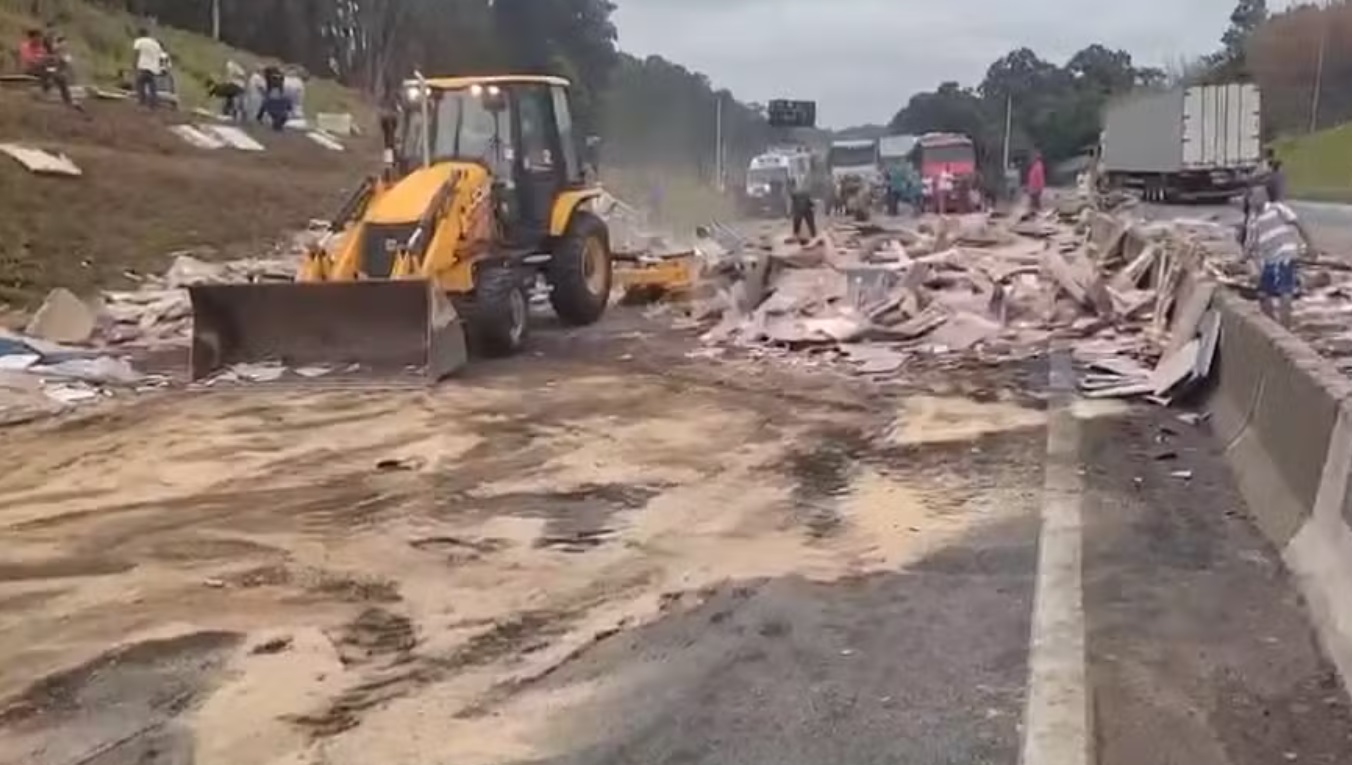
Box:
[188, 74, 614, 382]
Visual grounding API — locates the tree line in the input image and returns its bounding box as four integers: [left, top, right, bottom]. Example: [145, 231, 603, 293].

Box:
[887, 44, 1164, 181]
[1248, 1, 1352, 137]
[81, 0, 767, 179]
[884, 0, 1352, 183]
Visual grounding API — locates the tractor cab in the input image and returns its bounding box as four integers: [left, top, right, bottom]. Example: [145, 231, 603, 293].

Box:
[394, 75, 588, 246]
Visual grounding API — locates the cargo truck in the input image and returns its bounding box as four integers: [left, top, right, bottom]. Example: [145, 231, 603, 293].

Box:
[742, 147, 812, 218]
[1098, 83, 1262, 203]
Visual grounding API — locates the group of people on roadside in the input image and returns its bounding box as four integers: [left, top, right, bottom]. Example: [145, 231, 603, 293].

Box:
[15, 22, 304, 130]
[206, 62, 306, 130]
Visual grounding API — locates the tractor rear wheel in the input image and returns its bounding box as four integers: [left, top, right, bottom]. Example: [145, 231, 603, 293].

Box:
[469, 265, 529, 358]
[548, 211, 612, 326]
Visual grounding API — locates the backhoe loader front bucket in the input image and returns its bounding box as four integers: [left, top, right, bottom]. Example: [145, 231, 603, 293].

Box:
[188, 281, 468, 383]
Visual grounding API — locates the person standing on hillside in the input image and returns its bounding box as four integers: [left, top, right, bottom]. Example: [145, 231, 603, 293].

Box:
[257, 65, 291, 131]
[283, 67, 306, 122]
[131, 27, 165, 108]
[18, 28, 72, 106]
[222, 59, 246, 120]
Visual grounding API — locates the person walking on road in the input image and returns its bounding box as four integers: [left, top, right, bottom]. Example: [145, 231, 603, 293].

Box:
[1244, 185, 1317, 329]
[132, 27, 165, 108]
[789, 174, 817, 243]
[1026, 152, 1046, 212]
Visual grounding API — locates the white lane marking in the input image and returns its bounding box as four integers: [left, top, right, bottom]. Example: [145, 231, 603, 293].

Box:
[1021, 352, 1090, 765]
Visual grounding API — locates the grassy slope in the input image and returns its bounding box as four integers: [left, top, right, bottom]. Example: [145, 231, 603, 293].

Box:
[0, 0, 364, 117]
[0, 0, 377, 310]
[1275, 123, 1352, 202]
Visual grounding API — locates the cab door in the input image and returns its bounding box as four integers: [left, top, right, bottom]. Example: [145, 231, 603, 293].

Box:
[511, 83, 567, 243]
[550, 85, 583, 185]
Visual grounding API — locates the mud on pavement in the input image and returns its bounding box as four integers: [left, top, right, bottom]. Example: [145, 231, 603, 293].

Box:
[0, 311, 1059, 765]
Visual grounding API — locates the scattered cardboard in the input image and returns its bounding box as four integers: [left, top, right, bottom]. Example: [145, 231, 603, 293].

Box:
[0, 143, 82, 176]
[169, 124, 227, 150]
[203, 125, 266, 152]
[316, 112, 355, 136]
[306, 131, 345, 152]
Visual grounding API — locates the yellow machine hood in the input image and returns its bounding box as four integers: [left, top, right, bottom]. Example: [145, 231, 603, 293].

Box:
[365, 162, 490, 224]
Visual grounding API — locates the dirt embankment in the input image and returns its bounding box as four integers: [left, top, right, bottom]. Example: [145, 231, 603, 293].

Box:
[0, 89, 375, 310]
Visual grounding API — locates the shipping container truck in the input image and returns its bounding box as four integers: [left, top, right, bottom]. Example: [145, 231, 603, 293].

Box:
[1098, 83, 1262, 203]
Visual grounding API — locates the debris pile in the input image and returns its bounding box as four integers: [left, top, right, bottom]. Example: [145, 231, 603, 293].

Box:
[0, 326, 158, 422]
[688, 207, 1228, 399]
[100, 239, 316, 348]
[0, 228, 321, 419]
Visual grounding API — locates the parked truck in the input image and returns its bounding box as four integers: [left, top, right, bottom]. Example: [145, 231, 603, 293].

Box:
[741, 147, 812, 218]
[1099, 83, 1262, 203]
[916, 132, 983, 213]
[828, 138, 881, 217]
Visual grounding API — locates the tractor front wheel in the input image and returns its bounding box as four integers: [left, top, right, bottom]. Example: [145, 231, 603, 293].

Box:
[469, 265, 529, 358]
[548, 211, 613, 326]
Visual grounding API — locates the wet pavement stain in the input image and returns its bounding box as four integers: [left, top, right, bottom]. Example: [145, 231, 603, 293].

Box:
[331, 608, 418, 667]
[440, 483, 666, 547]
[408, 535, 509, 565]
[778, 428, 871, 539]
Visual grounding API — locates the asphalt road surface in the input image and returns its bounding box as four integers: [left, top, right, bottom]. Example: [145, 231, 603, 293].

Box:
[0, 311, 1349, 764]
[1141, 199, 1352, 254]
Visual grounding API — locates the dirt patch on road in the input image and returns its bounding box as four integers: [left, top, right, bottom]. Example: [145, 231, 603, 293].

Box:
[0, 340, 1052, 764]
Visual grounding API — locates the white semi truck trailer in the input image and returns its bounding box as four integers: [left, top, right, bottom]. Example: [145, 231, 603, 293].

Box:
[1099, 83, 1262, 203]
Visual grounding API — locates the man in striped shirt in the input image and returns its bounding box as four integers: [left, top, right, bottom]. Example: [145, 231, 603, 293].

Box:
[1244, 185, 1317, 328]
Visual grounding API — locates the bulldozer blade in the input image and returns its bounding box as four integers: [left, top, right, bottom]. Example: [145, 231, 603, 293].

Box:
[188, 281, 468, 383]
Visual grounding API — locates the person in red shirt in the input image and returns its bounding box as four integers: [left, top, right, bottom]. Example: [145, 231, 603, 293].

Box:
[18, 29, 45, 69]
[1026, 151, 1047, 212]
[17, 28, 73, 106]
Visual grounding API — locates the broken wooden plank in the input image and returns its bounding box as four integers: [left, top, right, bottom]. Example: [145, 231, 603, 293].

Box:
[1194, 310, 1221, 380]
[869, 303, 950, 340]
[1041, 249, 1089, 305]
[1089, 356, 1153, 380]
[1150, 338, 1201, 396]
[1164, 280, 1217, 356]
[1110, 244, 1159, 291]
[1083, 381, 1155, 399]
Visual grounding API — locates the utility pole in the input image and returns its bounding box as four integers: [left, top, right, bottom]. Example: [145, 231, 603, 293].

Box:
[1001, 93, 1013, 171]
[211, 0, 221, 40]
[1310, 1, 1330, 133]
[715, 92, 725, 192]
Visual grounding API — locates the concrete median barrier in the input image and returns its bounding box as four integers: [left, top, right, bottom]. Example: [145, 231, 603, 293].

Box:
[1113, 214, 1352, 693]
[1201, 287, 1352, 694]
[1210, 293, 1348, 547]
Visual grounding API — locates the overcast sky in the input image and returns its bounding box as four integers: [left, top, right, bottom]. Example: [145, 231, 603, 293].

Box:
[612, 0, 1291, 128]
